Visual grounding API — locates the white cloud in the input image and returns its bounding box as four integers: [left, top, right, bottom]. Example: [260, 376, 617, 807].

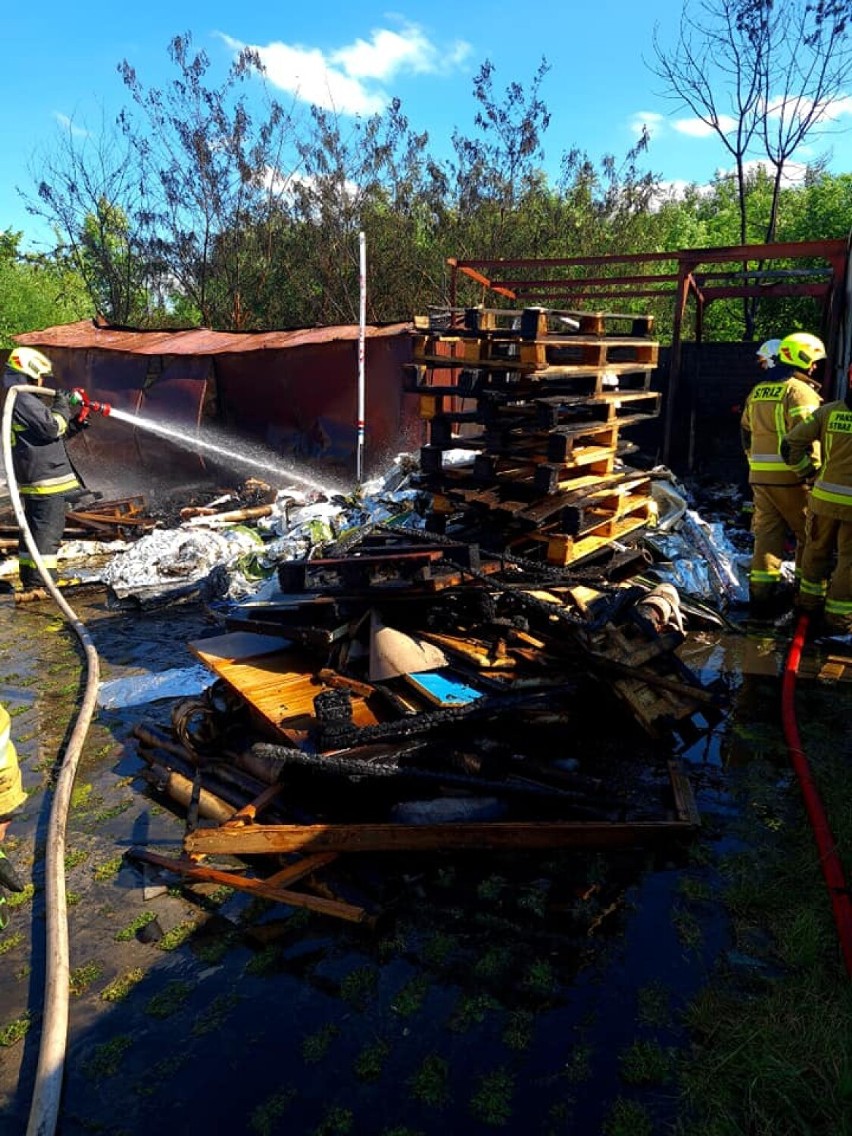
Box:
[715, 158, 810, 185]
[629, 111, 666, 139]
[673, 114, 739, 137]
[220, 23, 471, 116]
[54, 113, 89, 138]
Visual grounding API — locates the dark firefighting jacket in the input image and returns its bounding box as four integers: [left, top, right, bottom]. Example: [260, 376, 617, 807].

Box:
[782, 396, 852, 519]
[9, 389, 81, 496]
[740, 364, 821, 484]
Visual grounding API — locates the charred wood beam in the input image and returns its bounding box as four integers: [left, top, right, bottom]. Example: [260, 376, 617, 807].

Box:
[250, 744, 611, 817]
[184, 818, 698, 856]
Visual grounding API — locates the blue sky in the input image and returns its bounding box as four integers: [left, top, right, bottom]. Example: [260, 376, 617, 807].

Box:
[5, 0, 852, 252]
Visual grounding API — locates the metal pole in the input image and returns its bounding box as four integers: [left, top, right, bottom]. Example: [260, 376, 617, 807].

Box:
[357, 231, 366, 484]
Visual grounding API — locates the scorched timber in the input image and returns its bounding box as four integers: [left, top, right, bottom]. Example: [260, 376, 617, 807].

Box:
[184, 819, 698, 856]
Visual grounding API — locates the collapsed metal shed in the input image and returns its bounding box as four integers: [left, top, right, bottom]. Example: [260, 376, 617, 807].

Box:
[12, 319, 424, 490]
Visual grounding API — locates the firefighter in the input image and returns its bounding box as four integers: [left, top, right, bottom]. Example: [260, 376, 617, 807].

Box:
[740, 332, 824, 614]
[0, 703, 26, 928]
[781, 361, 852, 633]
[2, 347, 88, 601]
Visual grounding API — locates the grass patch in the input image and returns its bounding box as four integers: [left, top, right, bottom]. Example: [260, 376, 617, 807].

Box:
[469, 1066, 515, 1127]
[70, 960, 104, 996]
[602, 1098, 654, 1136]
[91, 800, 133, 823]
[354, 1037, 390, 1082]
[114, 910, 157, 941]
[502, 1008, 535, 1051]
[93, 854, 124, 881]
[101, 968, 145, 1003]
[249, 1088, 296, 1135]
[314, 1104, 354, 1134]
[82, 1034, 132, 1078]
[145, 980, 192, 1019]
[421, 930, 457, 968]
[619, 1040, 674, 1085]
[521, 957, 557, 998]
[563, 1043, 593, 1084]
[192, 991, 239, 1036]
[301, 1023, 339, 1063]
[157, 919, 197, 952]
[449, 991, 500, 1032]
[70, 782, 93, 809]
[340, 964, 378, 1009]
[0, 1012, 32, 1047]
[673, 689, 852, 1136]
[0, 931, 25, 956]
[636, 982, 672, 1028]
[7, 884, 34, 909]
[409, 1053, 450, 1108]
[64, 848, 89, 871]
[473, 945, 513, 983]
[392, 974, 429, 1017]
[192, 928, 237, 964]
[244, 945, 280, 977]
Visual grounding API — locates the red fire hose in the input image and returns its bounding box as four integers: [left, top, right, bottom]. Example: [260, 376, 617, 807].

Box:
[781, 613, 852, 977]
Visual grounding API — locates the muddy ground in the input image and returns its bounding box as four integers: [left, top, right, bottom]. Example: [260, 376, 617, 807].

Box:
[0, 579, 845, 1135]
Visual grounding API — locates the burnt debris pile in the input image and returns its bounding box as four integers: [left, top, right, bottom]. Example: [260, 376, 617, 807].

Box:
[103, 304, 724, 922]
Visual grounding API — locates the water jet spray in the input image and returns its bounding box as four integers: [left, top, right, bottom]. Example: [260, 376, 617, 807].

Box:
[106, 407, 348, 497]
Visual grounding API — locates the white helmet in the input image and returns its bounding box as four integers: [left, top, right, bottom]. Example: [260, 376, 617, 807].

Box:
[5, 346, 53, 385]
[756, 339, 781, 366]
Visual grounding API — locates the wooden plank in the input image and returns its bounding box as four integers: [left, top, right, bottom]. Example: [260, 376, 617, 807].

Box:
[188, 637, 382, 740]
[184, 818, 698, 856]
[130, 849, 369, 924]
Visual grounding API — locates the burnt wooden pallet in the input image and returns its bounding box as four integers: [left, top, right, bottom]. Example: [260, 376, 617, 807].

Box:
[405, 363, 657, 399]
[414, 307, 656, 339]
[423, 390, 661, 439]
[538, 504, 655, 567]
[433, 476, 654, 540]
[187, 633, 383, 746]
[276, 543, 486, 594]
[413, 334, 658, 370]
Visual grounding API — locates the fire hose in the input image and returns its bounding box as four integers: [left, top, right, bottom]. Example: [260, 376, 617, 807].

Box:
[782, 613, 852, 977]
[1, 383, 102, 1136]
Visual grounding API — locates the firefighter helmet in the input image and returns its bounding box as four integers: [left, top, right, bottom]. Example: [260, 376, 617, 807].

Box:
[778, 333, 826, 372]
[756, 339, 781, 366]
[5, 347, 53, 385]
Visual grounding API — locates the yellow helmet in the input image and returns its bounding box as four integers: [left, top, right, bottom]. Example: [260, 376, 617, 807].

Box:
[5, 347, 53, 385]
[778, 332, 826, 372]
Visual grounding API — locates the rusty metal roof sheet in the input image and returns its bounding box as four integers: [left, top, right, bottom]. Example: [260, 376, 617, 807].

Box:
[14, 320, 414, 356]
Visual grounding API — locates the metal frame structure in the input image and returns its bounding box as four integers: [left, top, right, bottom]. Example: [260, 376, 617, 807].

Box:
[448, 239, 851, 462]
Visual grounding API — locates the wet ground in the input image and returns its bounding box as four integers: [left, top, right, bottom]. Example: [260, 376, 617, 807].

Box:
[0, 584, 847, 1135]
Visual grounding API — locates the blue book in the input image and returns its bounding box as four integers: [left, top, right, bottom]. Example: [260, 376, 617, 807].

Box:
[403, 669, 483, 707]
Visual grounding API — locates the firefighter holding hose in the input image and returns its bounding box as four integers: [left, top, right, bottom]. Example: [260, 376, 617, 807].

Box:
[2, 346, 92, 602]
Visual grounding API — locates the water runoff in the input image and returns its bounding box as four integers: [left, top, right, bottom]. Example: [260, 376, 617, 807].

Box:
[108, 407, 347, 496]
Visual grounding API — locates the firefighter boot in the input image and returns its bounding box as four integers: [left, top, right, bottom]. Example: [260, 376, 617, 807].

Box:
[0, 847, 24, 893]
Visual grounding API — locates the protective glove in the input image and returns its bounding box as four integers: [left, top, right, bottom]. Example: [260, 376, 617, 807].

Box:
[67, 413, 91, 437]
[52, 392, 72, 419]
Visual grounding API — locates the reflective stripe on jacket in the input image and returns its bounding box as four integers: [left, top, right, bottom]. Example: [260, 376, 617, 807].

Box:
[741, 367, 821, 485]
[783, 401, 852, 516]
[9, 389, 80, 496]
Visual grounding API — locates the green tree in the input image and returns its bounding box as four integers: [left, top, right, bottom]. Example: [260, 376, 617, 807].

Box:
[651, 0, 852, 338]
[0, 230, 93, 347]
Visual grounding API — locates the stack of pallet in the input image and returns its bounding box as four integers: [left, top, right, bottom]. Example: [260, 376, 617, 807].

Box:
[408, 306, 661, 567]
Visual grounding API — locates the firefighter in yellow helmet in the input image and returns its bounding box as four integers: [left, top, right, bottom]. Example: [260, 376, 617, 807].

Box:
[740, 332, 824, 615]
[3, 347, 89, 601]
[782, 355, 852, 633]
